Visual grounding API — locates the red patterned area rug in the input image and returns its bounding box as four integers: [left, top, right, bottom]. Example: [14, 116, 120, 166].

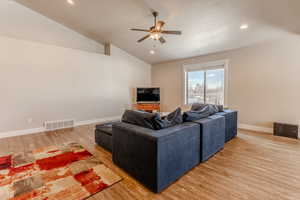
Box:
[0, 142, 122, 200]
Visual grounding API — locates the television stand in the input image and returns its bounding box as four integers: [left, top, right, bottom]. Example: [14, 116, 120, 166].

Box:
[133, 103, 160, 113]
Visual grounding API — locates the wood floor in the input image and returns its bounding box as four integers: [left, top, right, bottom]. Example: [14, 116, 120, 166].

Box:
[1, 125, 300, 200]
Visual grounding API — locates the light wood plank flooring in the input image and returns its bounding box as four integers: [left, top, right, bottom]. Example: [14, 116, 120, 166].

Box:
[1, 125, 300, 200]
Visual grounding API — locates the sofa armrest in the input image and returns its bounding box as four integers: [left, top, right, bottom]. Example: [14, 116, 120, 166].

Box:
[215, 110, 238, 142]
[112, 122, 200, 193]
[193, 115, 225, 162]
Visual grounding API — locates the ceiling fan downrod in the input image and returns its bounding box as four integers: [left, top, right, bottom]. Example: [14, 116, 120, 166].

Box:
[153, 11, 158, 26]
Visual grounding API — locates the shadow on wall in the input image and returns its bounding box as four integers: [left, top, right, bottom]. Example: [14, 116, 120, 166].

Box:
[260, 0, 300, 35]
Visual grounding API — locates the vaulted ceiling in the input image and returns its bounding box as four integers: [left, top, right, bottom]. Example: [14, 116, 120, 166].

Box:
[15, 0, 300, 64]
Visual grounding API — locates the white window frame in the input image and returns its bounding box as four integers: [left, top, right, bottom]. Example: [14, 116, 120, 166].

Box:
[183, 60, 229, 107]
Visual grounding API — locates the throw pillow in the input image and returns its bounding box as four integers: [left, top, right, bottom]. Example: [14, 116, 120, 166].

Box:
[183, 105, 211, 122]
[121, 110, 160, 130]
[166, 107, 183, 124]
[121, 108, 183, 130]
[156, 107, 183, 129]
[191, 103, 223, 113]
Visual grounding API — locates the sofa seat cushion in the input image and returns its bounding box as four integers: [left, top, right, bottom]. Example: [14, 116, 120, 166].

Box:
[95, 124, 113, 136]
[95, 121, 120, 152]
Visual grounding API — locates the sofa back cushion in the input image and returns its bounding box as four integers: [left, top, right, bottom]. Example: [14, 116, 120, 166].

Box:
[122, 110, 160, 130]
[183, 106, 211, 122]
[191, 103, 223, 113]
[122, 108, 183, 130]
[183, 103, 224, 122]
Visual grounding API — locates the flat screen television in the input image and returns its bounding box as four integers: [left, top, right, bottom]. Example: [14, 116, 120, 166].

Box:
[137, 88, 160, 102]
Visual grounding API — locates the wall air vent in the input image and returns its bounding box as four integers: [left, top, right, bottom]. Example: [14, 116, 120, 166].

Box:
[44, 119, 75, 131]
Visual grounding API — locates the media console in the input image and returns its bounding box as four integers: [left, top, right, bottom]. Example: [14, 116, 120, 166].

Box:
[133, 103, 160, 112]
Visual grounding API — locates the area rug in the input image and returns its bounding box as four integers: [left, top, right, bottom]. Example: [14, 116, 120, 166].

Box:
[0, 142, 122, 200]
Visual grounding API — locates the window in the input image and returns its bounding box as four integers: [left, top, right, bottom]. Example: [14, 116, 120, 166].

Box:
[184, 60, 227, 106]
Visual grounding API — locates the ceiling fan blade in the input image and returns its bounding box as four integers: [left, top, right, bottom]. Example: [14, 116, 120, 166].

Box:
[156, 21, 165, 31]
[137, 34, 150, 43]
[162, 30, 182, 35]
[159, 37, 166, 44]
[130, 28, 150, 32]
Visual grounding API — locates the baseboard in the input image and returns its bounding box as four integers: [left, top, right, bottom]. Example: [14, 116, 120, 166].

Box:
[238, 123, 273, 134]
[0, 120, 275, 139]
[0, 127, 47, 139]
[0, 116, 121, 139]
[75, 116, 121, 126]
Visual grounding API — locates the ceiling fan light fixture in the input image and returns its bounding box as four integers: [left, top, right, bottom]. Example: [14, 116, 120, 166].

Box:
[150, 50, 155, 55]
[240, 24, 249, 30]
[67, 0, 75, 5]
[130, 11, 181, 44]
[150, 32, 161, 40]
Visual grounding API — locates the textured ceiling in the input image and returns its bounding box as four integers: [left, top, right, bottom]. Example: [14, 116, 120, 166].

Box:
[15, 0, 300, 64]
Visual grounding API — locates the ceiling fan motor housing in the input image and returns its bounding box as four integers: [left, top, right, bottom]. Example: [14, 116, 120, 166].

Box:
[130, 11, 181, 44]
[152, 11, 159, 18]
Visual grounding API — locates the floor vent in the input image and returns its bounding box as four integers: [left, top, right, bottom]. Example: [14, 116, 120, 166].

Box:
[44, 119, 75, 131]
[274, 122, 298, 139]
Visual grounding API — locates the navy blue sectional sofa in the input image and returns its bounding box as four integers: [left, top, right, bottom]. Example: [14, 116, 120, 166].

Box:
[95, 109, 237, 193]
[112, 122, 200, 193]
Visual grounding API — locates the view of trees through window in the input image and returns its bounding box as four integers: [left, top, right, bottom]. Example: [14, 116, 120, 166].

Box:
[186, 68, 224, 105]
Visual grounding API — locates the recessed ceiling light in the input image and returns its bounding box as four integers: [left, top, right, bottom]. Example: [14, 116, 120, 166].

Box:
[150, 50, 155, 55]
[67, 0, 75, 5]
[240, 24, 249, 30]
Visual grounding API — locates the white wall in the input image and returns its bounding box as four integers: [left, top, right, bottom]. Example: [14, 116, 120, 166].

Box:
[0, 0, 104, 53]
[0, 1, 151, 134]
[152, 34, 300, 130]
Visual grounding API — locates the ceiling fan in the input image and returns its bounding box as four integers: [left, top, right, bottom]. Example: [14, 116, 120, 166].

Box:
[130, 12, 182, 44]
